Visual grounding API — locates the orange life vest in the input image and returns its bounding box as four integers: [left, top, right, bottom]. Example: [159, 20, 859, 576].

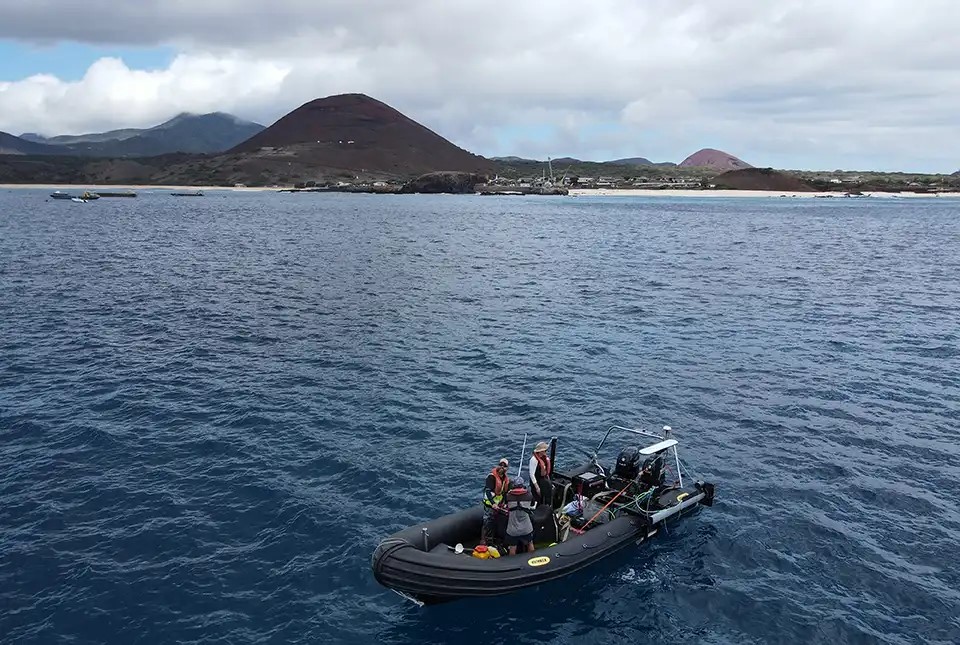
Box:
[534, 452, 552, 478]
[483, 467, 509, 506]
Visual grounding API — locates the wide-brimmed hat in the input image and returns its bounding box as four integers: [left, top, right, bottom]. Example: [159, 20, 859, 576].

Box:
[534, 442, 549, 453]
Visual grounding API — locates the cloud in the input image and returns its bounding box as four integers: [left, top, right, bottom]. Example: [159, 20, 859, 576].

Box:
[0, 0, 959, 171]
[0, 54, 289, 134]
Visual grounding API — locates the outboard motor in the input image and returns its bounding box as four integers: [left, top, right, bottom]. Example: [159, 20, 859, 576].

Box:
[614, 447, 641, 479]
[640, 455, 665, 487]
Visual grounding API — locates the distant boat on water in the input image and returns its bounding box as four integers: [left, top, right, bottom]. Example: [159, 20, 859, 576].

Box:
[51, 190, 101, 201]
[96, 190, 137, 198]
[171, 190, 204, 197]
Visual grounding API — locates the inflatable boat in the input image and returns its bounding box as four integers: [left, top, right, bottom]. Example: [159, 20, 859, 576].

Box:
[372, 425, 715, 605]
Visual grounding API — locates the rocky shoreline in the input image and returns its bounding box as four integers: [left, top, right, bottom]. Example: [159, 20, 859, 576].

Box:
[6, 183, 958, 200]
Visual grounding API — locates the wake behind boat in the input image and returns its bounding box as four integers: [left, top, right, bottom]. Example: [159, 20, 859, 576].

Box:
[372, 425, 715, 605]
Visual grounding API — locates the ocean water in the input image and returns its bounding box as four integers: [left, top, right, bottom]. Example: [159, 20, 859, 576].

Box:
[1, 189, 958, 644]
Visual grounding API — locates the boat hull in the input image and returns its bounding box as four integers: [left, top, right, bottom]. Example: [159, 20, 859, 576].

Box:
[372, 483, 713, 604]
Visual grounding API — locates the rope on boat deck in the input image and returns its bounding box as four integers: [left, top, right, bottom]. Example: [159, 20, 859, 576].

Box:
[614, 488, 654, 515]
[570, 477, 639, 534]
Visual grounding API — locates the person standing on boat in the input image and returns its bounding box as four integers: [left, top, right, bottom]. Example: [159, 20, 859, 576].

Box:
[528, 441, 553, 506]
[505, 478, 536, 555]
[481, 458, 510, 544]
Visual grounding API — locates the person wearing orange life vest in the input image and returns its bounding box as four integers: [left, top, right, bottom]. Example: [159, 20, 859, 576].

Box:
[528, 441, 553, 506]
[481, 458, 510, 544]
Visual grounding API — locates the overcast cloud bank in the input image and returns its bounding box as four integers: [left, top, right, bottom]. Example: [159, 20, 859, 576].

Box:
[1, 0, 958, 171]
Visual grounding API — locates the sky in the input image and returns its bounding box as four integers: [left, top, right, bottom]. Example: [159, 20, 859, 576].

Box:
[0, 0, 958, 172]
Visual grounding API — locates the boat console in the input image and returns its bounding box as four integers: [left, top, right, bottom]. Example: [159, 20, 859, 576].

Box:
[571, 470, 606, 499]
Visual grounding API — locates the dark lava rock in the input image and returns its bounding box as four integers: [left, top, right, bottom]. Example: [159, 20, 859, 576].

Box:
[712, 167, 815, 191]
[399, 171, 488, 194]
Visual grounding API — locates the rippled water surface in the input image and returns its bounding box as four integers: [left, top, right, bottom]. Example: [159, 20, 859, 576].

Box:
[1, 189, 958, 644]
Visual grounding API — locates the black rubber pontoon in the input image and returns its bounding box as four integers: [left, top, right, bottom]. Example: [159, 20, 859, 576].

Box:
[372, 425, 715, 605]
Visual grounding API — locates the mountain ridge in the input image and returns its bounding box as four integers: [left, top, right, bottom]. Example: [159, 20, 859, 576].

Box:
[608, 156, 654, 166]
[15, 113, 265, 156]
[15, 94, 935, 186]
[0, 131, 62, 155]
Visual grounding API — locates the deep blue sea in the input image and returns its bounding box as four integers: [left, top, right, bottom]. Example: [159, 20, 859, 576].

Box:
[1, 189, 958, 644]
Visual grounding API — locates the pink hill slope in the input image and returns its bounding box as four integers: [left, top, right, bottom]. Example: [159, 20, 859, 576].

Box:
[679, 148, 752, 171]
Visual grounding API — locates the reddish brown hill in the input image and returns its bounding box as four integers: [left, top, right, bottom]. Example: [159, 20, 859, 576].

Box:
[712, 167, 815, 191]
[230, 93, 492, 175]
[679, 148, 752, 171]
